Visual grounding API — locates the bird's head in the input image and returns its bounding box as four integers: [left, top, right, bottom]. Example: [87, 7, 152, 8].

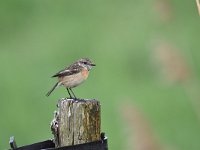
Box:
[78, 58, 96, 70]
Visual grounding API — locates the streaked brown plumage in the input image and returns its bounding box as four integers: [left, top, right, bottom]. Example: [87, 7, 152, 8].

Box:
[46, 58, 95, 98]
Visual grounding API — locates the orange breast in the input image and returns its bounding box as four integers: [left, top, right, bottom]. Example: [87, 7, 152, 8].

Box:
[81, 68, 89, 79]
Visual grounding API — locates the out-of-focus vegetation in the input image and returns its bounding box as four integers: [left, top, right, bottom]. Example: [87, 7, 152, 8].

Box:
[1, 1, 200, 150]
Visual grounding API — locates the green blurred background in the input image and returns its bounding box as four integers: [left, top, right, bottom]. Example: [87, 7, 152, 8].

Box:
[1, 0, 200, 150]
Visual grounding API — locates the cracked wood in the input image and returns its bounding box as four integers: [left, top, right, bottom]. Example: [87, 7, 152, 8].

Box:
[51, 98, 101, 147]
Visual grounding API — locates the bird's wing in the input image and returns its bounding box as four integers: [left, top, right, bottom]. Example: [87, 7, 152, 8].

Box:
[52, 63, 80, 77]
[52, 68, 79, 77]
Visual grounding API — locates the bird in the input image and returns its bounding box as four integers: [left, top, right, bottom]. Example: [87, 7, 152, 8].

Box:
[46, 58, 96, 98]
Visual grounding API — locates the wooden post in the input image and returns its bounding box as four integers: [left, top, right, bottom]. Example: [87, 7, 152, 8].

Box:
[51, 98, 101, 148]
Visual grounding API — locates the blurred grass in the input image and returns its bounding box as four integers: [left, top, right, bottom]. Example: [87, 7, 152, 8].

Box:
[0, 0, 200, 150]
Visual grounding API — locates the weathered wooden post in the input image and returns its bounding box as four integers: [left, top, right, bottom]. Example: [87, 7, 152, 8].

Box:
[8, 98, 107, 150]
[51, 98, 101, 148]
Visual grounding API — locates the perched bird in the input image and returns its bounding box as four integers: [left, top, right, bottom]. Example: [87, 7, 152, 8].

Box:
[46, 58, 96, 98]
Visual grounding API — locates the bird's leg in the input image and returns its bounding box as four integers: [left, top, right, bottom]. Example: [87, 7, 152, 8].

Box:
[66, 88, 72, 99]
[69, 88, 77, 99]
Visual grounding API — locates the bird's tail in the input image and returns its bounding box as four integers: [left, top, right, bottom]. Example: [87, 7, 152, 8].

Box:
[46, 82, 59, 97]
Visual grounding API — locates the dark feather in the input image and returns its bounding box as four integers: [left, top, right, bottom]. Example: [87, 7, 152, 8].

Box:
[46, 82, 59, 96]
[52, 62, 81, 77]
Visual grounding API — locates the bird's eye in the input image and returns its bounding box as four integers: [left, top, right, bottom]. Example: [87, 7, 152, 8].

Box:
[83, 62, 87, 64]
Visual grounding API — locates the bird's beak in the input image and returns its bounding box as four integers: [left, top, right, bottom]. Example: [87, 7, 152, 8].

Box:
[91, 63, 96, 66]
